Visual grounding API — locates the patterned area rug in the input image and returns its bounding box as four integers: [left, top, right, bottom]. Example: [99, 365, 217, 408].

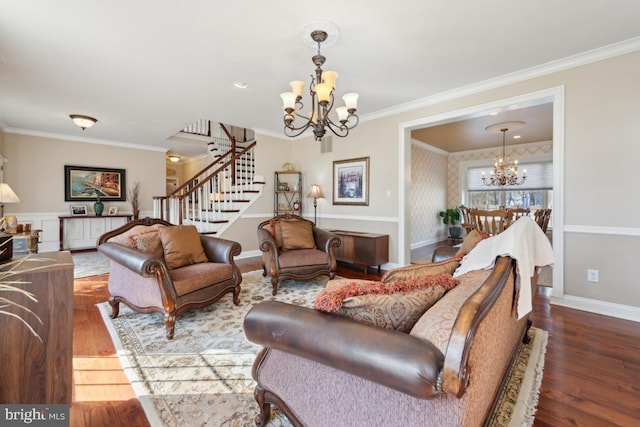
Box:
[98, 270, 547, 427]
[72, 250, 110, 278]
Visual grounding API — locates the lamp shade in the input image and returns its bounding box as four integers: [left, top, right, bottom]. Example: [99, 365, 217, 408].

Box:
[307, 184, 324, 199]
[0, 183, 20, 204]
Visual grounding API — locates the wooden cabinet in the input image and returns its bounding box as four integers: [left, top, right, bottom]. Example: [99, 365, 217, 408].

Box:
[274, 171, 302, 216]
[0, 252, 74, 403]
[330, 230, 389, 274]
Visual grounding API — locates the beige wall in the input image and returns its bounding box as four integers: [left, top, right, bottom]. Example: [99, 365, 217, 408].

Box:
[3, 133, 165, 214]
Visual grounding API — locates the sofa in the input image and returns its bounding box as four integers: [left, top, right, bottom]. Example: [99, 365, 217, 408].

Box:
[243, 217, 553, 426]
[97, 217, 242, 339]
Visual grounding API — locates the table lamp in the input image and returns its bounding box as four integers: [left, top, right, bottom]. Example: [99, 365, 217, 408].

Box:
[306, 184, 324, 224]
[0, 183, 20, 234]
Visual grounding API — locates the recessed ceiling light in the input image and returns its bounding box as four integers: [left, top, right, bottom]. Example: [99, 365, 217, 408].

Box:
[512, 135, 521, 139]
[234, 81, 248, 89]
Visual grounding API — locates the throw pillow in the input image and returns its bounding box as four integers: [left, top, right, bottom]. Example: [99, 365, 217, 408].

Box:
[279, 220, 316, 250]
[314, 274, 459, 333]
[157, 225, 208, 269]
[455, 229, 489, 257]
[380, 257, 462, 283]
[129, 230, 164, 258]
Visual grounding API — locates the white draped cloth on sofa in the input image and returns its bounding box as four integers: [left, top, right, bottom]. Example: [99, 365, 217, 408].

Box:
[453, 216, 554, 319]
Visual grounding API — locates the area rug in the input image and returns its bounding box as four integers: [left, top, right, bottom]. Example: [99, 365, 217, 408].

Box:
[72, 250, 110, 278]
[98, 270, 547, 427]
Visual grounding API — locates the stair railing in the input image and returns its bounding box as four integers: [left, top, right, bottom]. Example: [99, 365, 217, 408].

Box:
[153, 141, 257, 229]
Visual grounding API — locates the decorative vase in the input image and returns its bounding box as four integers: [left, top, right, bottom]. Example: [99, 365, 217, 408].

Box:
[94, 197, 104, 216]
[133, 209, 140, 220]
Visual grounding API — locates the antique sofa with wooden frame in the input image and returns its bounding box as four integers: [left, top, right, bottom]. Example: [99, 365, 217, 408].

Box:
[244, 218, 553, 426]
[98, 217, 242, 339]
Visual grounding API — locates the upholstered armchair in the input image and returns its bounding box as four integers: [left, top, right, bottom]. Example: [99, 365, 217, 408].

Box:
[257, 214, 341, 295]
[97, 217, 242, 339]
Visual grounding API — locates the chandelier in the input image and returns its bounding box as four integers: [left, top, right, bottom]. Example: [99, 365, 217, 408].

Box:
[280, 29, 359, 141]
[482, 122, 527, 186]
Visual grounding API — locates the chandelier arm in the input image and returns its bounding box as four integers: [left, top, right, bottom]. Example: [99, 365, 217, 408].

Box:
[325, 121, 350, 138]
[283, 123, 314, 138]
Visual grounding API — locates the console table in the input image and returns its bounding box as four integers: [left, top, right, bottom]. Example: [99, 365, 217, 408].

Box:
[0, 251, 74, 403]
[330, 230, 389, 275]
[59, 214, 132, 251]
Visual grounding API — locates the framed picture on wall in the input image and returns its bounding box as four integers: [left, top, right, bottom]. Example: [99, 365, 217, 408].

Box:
[64, 165, 126, 201]
[333, 157, 370, 206]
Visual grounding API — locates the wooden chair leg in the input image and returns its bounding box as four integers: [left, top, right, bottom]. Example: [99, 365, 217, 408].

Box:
[270, 278, 278, 296]
[233, 285, 241, 305]
[254, 386, 272, 427]
[164, 313, 176, 340]
[108, 297, 120, 319]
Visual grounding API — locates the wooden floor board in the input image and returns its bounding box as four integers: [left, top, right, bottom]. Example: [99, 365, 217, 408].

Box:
[70, 254, 640, 426]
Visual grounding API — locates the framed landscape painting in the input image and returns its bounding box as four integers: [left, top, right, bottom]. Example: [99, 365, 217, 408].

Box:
[333, 157, 369, 206]
[64, 165, 126, 201]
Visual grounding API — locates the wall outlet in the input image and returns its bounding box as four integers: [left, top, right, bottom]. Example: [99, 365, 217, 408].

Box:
[587, 269, 599, 283]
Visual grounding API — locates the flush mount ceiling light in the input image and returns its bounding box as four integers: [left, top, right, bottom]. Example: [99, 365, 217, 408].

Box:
[69, 114, 97, 131]
[481, 121, 527, 187]
[168, 155, 181, 163]
[280, 23, 359, 141]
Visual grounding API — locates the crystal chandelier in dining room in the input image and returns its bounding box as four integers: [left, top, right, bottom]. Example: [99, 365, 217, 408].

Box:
[280, 27, 359, 141]
[482, 121, 527, 186]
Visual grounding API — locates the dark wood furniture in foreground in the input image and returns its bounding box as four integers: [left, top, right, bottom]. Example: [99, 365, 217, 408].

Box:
[330, 229, 388, 274]
[0, 251, 74, 403]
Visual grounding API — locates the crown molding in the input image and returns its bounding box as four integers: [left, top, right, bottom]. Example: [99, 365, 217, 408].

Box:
[361, 36, 640, 123]
[3, 127, 167, 152]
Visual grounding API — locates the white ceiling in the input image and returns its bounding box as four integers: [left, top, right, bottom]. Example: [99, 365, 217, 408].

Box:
[1, 1, 640, 158]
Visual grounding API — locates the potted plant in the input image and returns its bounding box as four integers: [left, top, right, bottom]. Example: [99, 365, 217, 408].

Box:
[439, 205, 465, 238]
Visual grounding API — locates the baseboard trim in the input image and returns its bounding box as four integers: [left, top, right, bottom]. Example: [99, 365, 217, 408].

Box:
[550, 295, 640, 323]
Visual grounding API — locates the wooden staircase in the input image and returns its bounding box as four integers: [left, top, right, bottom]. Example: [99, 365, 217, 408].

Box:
[153, 123, 264, 235]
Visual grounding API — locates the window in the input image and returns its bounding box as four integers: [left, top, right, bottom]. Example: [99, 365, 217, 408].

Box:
[466, 160, 553, 210]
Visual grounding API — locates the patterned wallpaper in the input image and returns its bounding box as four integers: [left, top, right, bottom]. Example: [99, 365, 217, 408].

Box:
[410, 140, 553, 247]
[411, 143, 448, 246]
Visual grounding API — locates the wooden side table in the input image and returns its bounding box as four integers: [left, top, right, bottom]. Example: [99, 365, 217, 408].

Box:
[330, 230, 389, 275]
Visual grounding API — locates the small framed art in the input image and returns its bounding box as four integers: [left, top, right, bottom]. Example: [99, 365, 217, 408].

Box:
[333, 157, 370, 206]
[70, 204, 88, 216]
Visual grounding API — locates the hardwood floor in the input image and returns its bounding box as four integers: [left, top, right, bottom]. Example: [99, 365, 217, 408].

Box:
[71, 256, 640, 426]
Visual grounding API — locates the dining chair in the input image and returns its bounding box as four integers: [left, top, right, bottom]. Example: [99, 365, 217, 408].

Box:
[509, 208, 531, 221]
[470, 209, 513, 236]
[461, 206, 475, 234]
[534, 209, 552, 233]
